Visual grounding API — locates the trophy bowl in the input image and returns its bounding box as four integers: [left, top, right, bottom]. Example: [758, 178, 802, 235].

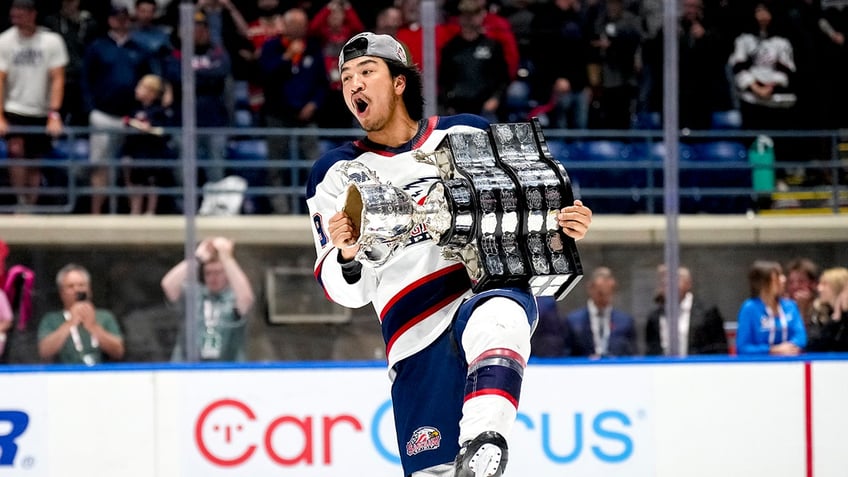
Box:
[340, 181, 417, 266]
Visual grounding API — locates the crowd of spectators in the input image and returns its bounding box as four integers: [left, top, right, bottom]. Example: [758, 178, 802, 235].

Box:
[1, 223, 847, 363]
[0, 0, 846, 213]
[530, 257, 848, 360]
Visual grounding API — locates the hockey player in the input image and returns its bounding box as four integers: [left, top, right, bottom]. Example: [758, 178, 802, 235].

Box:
[306, 32, 592, 477]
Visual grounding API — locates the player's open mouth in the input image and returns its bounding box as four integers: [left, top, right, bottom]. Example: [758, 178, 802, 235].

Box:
[355, 98, 368, 114]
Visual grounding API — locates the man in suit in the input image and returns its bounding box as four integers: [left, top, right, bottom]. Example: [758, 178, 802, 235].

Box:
[532, 266, 637, 358]
[645, 265, 729, 356]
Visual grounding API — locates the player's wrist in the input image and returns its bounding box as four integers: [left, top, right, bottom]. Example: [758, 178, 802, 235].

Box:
[337, 249, 357, 263]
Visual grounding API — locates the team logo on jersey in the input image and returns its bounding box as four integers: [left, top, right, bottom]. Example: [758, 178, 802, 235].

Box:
[406, 426, 442, 456]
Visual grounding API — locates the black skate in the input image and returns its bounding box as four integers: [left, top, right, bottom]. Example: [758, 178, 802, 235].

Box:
[454, 431, 509, 477]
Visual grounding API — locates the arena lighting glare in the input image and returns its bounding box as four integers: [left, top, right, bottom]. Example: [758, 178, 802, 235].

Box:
[339, 119, 583, 300]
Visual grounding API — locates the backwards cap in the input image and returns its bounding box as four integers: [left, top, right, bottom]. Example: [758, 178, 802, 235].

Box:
[338, 32, 409, 73]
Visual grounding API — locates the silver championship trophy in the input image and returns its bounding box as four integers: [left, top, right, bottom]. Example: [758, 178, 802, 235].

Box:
[338, 119, 583, 300]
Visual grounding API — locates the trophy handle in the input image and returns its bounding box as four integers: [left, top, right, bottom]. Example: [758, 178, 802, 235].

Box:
[336, 161, 381, 260]
[338, 160, 382, 184]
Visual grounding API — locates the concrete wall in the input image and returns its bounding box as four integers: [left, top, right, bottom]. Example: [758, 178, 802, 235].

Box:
[2, 215, 846, 363]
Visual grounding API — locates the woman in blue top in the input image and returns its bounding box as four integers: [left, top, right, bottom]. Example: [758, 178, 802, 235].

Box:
[736, 260, 807, 355]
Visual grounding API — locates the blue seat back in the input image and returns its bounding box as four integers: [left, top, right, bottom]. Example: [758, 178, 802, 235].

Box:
[711, 110, 742, 130]
[691, 140, 751, 212]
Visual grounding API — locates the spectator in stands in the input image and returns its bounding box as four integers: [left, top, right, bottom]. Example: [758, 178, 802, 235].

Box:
[736, 260, 806, 356]
[527, 0, 593, 130]
[309, 0, 364, 129]
[83, 4, 159, 214]
[0, 245, 12, 361]
[785, 257, 821, 342]
[807, 266, 848, 352]
[587, 0, 642, 129]
[450, 0, 520, 81]
[0, 291, 10, 362]
[374, 5, 404, 39]
[640, 0, 735, 130]
[165, 9, 232, 184]
[0, 241, 13, 363]
[167, 0, 250, 117]
[395, 0, 459, 77]
[173, 0, 249, 49]
[258, 7, 327, 213]
[243, 0, 286, 114]
[161, 236, 254, 362]
[0, 239, 34, 364]
[43, 0, 100, 127]
[121, 73, 176, 215]
[826, 270, 848, 351]
[373, 5, 411, 73]
[560, 266, 637, 358]
[130, 0, 173, 76]
[645, 265, 729, 356]
[438, 0, 509, 122]
[0, 0, 68, 208]
[728, 2, 799, 184]
[529, 295, 567, 358]
[500, 0, 534, 66]
[37, 263, 125, 365]
[815, 3, 848, 130]
[728, 1, 796, 122]
[0, 241, 10, 362]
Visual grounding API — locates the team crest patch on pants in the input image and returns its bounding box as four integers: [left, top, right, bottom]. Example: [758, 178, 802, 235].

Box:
[406, 426, 442, 456]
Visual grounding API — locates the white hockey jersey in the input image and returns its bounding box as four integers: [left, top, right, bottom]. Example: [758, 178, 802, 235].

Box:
[306, 114, 491, 369]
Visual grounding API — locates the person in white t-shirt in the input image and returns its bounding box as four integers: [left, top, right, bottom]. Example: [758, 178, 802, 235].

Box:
[0, 0, 68, 207]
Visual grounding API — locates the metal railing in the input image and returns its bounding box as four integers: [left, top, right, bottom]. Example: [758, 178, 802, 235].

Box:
[0, 125, 845, 215]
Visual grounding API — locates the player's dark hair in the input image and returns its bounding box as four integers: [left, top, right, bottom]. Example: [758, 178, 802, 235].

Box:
[387, 60, 424, 121]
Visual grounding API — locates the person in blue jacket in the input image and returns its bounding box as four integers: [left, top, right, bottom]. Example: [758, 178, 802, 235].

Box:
[736, 260, 806, 355]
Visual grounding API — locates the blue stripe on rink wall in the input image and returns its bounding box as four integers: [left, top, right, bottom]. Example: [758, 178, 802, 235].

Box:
[1, 353, 846, 374]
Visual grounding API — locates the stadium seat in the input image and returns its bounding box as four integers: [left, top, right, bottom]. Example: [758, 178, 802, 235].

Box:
[711, 110, 742, 130]
[226, 139, 271, 214]
[233, 109, 254, 128]
[576, 140, 633, 187]
[633, 141, 700, 213]
[547, 139, 583, 187]
[42, 138, 90, 200]
[573, 140, 638, 213]
[633, 111, 661, 130]
[504, 79, 534, 123]
[692, 140, 751, 213]
[51, 138, 89, 160]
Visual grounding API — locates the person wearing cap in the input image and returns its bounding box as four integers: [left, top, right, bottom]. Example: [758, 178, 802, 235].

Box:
[305, 32, 593, 477]
[258, 7, 328, 213]
[0, 0, 69, 208]
[42, 0, 100, 128]
[163, 8, 232, 184]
